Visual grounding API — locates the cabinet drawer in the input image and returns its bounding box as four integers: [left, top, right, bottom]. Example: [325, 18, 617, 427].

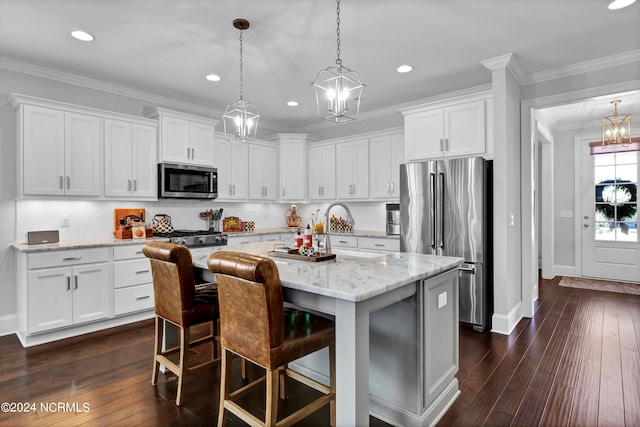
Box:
[29, 248, 109, 269]
[113, 244, 146, 261]
[114, 258, 152, 289]
[227, 235, 262, 245]
[358, 237, 400, 252]
[114, 283, 155, 316]
[330, 235, 358, 248]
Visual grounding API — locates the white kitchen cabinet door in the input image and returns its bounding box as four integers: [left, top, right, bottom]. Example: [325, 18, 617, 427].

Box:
[215, 138, 248, 200]
[71, 263, 111, 324]
[22, 105, 66, 195]
[189, 121, 216, 166]
[105, 121, 157, 199]
[130, 124, 157, 198]
[443, 100, 485, 158]
[248, 143, 278, 201]
[104, 119, 133, 198]
[160, 115, 190, 164]
[369, 133, 404, 199]
[64, 112, 102, 196]
[308, 144, 336, 200]
[336, 139, 369, 200]
[404, 108, 444, 161]
[404, 98, 486, 161]
[28, 267, 73, 333]
[280, 137, 306, 201]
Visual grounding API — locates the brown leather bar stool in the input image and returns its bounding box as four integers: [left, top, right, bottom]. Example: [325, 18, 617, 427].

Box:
[208, 251, 336, 427]
[143, 241, 219, 406]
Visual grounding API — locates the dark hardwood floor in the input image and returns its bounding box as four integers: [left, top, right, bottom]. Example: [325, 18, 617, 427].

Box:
[1, 275, 638, 426]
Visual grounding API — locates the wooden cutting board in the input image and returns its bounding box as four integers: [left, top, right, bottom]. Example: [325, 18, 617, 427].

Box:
[268, 251, 336, 262]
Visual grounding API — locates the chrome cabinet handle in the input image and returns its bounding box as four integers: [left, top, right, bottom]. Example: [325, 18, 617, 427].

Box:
[187, 147, 190, 159]
[128, 179, 132, 191]
[59, 175, 64, 189]
[440, 139, 444, 152]
[66, 176, 70, 189]
[374, 243, 385, 247]
[135, 269, 150, 274]
[62, 257, 81, 262]
[74, 274, 78, 289]
[66, 276, 71, 291]
[133, 179, 137, 191]
[136, 295, 150, 301]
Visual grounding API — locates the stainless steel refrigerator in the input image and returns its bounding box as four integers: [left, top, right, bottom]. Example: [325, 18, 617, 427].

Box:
[400, 157, 492, 331]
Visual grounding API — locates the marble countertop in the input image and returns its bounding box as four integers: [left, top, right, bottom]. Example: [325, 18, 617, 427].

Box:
[12, 237, 170, 252]
[12, 229, 397, 253]
[227, 227, 399, 239]
[191, 241, 463, 303]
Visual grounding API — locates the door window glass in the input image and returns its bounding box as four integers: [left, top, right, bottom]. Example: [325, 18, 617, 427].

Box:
[594, 152, 638, 241]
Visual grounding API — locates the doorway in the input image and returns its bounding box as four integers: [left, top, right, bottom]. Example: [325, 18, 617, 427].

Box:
[578, 135, 640, 282]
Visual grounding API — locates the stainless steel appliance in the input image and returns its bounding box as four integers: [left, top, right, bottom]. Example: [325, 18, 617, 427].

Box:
[154, 229, 228, 247]
[400, 157, 492, 331]
[158, 163, 218, 199]
[386, 203, 400, 235]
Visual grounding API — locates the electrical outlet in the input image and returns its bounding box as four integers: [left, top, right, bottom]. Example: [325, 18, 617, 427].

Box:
[61, 214, 70, 227]
[438, 292, 447, 309]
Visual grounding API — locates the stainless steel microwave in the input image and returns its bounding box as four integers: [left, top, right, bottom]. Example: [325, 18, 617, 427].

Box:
[158, 163, 218, 199]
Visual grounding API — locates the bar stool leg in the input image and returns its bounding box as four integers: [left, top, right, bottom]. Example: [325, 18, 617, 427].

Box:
[175, 326, 189, 406]
[151, 316, 162, 386]
[218, 349, 231, 427]
[265, 368, 279, 426]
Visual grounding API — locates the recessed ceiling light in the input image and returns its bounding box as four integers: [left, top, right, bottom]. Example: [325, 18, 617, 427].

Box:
[205, 74, 221, 82]
[397, 64, 413, 73]
[287, 101, 299, 107]
[70, 30, 94, 42]
[608, 0, 636, 9]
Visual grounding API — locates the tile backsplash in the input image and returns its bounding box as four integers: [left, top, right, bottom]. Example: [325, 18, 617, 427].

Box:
[15, 200, 387, 242]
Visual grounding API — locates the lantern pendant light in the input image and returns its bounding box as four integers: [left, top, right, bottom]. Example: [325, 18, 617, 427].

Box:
[312, 0, 364, 122]
[601, 99, 632, 146]
[223, 19, 260, 142]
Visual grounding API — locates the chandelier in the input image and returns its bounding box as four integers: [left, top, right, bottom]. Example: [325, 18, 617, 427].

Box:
[223, 19, 260, 142]
[602, 100, 631, 146]
[312, 0, 364, 122]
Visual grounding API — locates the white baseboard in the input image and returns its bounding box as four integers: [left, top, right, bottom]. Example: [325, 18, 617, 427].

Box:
[554, 265, 576, 277]
[491, 302, 522, 335]
[0, 314, 17, 337]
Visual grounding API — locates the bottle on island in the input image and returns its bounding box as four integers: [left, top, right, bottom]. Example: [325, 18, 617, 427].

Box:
[294, 228, 303, 248]
[303, 224, 312, 248]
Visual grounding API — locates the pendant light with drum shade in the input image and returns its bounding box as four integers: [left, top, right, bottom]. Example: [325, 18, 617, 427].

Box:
[222, 19, 260, 142]
[312, 0, 364, 122]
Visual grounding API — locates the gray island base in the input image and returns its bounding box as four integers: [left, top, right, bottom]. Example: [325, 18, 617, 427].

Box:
[192, 241, 463, 427]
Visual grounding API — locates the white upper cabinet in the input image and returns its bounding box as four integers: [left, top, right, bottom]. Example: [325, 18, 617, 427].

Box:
[19, 104, 101, 197]
[402, 92, 491, 161]
[276, 134, 308, 202]
[336, 139, 369, 200]
[369, 132, 404, 199]
[214, 137, 248, 200]
[146, 107, 218, 166]
[248, 142, 278, 201]
[104, 119, 157, 199]
[308, 144, 336, 200]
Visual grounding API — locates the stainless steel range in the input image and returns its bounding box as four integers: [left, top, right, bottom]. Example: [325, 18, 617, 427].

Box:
[154, 230, 228, 247]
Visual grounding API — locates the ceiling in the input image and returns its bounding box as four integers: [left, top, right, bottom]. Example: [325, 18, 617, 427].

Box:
[1, 0, 639, 132]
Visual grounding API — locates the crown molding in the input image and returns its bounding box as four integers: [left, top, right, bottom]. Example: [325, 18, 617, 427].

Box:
[524, 49, 640, 85]
[0, 56, 282, 130]
[481, 53, 527, 85]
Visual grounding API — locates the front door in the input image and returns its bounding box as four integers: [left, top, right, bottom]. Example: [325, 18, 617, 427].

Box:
[581, 142, 639, 282]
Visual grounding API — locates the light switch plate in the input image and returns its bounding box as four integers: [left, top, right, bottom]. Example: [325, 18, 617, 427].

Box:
[560, 210, 573, 218]
[438, 292, 447, 309]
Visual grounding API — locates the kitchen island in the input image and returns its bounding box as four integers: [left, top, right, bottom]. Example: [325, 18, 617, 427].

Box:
[191, 241, 463, 427]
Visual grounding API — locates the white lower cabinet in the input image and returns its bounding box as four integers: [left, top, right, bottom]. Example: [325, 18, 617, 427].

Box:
[27, 248, 110, 334]
[113, 245, 154, 316]
[358, 237, 400, 253]
[227, 234, 262, 245]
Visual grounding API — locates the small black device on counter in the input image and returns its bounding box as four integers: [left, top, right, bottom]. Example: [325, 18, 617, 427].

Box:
[27, 230, 60, 245]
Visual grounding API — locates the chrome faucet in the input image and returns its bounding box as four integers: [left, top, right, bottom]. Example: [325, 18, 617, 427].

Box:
[324, 202, 355, 253]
